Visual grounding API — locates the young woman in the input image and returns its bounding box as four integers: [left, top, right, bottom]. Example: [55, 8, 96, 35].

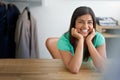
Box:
[57, 6, 107, 74]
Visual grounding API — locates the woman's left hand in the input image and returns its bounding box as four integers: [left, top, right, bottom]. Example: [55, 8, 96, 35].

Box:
[86, 28, 96, 43]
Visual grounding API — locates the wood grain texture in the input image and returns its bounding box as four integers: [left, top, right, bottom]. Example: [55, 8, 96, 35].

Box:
[0, 59, 102, 80]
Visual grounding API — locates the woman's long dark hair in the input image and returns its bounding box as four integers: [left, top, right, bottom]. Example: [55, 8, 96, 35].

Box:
[68, 6, 96, 61]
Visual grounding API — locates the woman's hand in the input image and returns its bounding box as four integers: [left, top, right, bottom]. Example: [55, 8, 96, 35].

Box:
[86, 28, 96, 43]
[71, 28, 84, 40]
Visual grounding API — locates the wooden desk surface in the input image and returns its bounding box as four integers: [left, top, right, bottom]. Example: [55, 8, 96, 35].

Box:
[0, 59, 102, 80]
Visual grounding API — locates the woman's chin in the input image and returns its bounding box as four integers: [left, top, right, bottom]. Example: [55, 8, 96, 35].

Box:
[82, 34, 88, 38]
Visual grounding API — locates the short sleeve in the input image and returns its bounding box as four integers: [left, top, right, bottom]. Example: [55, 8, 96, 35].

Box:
[94, 32, 105, 48]
[57, 33, 74, 55]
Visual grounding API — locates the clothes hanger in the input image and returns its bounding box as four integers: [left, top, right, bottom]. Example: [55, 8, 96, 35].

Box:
[24, 6, 30, 20]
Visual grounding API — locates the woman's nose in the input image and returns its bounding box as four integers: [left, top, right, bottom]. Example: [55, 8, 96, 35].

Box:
[83, 23, 88, 29]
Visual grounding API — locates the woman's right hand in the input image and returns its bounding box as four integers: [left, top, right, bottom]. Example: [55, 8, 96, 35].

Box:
[71, 28, 84, 40]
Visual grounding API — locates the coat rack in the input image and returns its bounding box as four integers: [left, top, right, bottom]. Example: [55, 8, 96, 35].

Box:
[1, 0, 42, 7]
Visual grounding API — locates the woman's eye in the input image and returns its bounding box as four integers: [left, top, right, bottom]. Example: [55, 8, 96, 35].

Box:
[88, 22, 93, 24]
[78, 21, 83, 23]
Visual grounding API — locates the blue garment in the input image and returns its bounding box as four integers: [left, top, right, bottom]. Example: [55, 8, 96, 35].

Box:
[0, 3, 20, 58]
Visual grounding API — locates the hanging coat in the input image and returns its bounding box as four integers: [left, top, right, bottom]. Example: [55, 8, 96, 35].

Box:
[15, 8, 38, 58]
[0, 3, 20, 58]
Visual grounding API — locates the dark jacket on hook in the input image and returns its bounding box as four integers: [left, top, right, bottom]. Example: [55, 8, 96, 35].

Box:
[0, 3, 20, 58]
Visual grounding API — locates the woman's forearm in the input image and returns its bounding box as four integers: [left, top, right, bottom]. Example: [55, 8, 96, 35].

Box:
[87, 41, 106, 71]
[67, 39, 84, 73]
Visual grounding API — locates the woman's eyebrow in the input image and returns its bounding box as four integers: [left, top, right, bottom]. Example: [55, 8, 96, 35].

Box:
[77, 19, 93, 21]
[88, 19, 93, 22]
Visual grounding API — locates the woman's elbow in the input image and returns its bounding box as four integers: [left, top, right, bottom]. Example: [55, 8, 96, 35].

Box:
[68, 67, 80, 74]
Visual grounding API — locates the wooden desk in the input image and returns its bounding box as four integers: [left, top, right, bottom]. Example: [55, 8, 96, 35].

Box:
[0, 59, 102, 80]
[96, 25, 120, 38]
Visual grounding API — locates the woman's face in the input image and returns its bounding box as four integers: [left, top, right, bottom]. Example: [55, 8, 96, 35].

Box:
[75, 14, 93, 37]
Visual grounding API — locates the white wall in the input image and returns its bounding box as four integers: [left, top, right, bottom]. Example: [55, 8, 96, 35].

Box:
[14, 0, 120, 58]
